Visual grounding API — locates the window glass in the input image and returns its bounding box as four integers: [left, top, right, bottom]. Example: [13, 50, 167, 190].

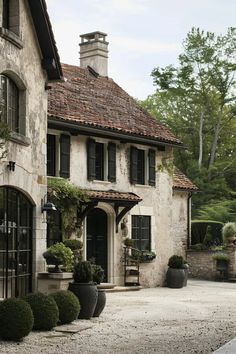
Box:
[95, 142, 104, 180]
[0, 75, 19, 132]
[132, 215, 151, 251]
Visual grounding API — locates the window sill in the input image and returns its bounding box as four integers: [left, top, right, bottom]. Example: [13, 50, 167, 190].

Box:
[92, 180, 112, 185]
[10, 132, 30, 146]
[133, 184, 152, 188]
[0, 27, 24, 49]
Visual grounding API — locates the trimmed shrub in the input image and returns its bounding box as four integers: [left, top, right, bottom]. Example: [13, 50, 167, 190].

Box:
[91, 264, 104, 284]
[24, 292, 59, 330]
[191, 220, 223, 245]
[222, 222, 236, 244]
[51, 290, 80, 324]
[73, 261, 93, 283]
[168, 255, 184, 269]
[0, 298, 33, 341]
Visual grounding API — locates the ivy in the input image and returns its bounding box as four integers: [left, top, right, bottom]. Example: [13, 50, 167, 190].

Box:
[157, 157, 175, 176]
[47, 178, 89, 238]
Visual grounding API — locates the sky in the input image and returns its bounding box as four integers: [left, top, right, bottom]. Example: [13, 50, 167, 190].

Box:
[46, 0, 236, 100]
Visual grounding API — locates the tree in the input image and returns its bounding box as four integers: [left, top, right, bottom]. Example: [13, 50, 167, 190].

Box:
[141, 27, 236, 219]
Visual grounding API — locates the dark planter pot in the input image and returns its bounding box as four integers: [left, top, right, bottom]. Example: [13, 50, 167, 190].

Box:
[93, 289, 106, 317]
[68, 282, 98, 319]
[166, 268, 185, 288]
[216, 259, 229, 271]
[183, 265, 189, 286]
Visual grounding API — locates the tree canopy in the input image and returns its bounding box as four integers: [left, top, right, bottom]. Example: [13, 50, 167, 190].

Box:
[141, 27, 236, 221]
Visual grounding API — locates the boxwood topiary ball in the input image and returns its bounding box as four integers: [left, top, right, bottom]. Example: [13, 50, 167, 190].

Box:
[0, 298, 33, 341]
[51, 290, 80, 324]
[24, 292, 59, 330]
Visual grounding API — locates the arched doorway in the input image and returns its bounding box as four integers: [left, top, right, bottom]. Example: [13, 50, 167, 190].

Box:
[0, 187, 33, 298]
[87, 208, 108, 281]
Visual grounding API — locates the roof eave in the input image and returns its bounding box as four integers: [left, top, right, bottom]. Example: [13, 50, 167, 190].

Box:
[48, 116, 184, 149]
[27, 0, 63, 81]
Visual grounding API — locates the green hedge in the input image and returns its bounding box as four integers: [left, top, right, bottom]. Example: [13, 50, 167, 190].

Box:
[191, 220, 224, 245]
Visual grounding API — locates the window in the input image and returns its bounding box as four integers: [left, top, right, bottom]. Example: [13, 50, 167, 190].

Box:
[130, 147, 156, 186]
[2, 0, 20, 36]
[47, 133, 70, 178]
[132, 215, 151, 251]
[87, 139, 116, 182]
[0, 74, 19, 132]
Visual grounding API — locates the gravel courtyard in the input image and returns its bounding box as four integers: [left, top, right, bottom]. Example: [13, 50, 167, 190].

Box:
[1, 279, 236, 354]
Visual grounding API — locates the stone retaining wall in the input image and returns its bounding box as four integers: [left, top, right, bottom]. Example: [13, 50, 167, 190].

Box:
[187, 246, 236, 280]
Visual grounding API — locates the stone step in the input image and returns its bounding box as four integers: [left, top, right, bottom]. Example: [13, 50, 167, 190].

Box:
[227, 278, 236, 283]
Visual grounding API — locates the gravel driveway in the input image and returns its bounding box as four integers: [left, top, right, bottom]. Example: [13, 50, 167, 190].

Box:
[1, 279, 236, 354]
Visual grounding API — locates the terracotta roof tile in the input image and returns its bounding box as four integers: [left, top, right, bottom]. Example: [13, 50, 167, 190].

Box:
[86, 190, 142, 202]
[48, 64, 183, 146]
[173, 169, 198, 191]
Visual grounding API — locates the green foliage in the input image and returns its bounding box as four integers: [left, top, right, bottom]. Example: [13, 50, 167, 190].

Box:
[0, 121, 10, 160]
[24, 292, 59, 331]
[63, 239, 83, 250]
[212, 253, 230, 262]
[141, 27, 236, 221]
[48, 178, 89, 238]
[123, 238, 134, 247]
[43, 242, 74, 271]
[73, 261, 93, 283]
[0, 298, 33, 341]
[91, 264, 104, 284]
[50, 290, 80, 324]
[131, 250, 156, 262]
[63, 239, 83, 263]
[202, 226, 213, 246]
[191, 220, 223, 245]
[222, 222, 236, 243]
[168, 255, 184, 269]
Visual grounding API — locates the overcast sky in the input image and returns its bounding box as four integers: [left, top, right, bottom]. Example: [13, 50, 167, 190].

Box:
[46, 0, 236, 100]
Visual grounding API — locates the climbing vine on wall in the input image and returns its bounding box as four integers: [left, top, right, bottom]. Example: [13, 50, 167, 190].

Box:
[47, 178, 89, 238]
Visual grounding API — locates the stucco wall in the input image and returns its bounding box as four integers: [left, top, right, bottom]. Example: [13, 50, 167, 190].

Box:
[0, 0, 48, 284]
[54, 132, 190, 287]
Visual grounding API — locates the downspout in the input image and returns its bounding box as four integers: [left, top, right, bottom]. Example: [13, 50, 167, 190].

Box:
[187, 192, 192, 249]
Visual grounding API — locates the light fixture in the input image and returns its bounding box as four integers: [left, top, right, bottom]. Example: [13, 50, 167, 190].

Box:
[7, 161, 15, 172]
[41, 201, 57, 213]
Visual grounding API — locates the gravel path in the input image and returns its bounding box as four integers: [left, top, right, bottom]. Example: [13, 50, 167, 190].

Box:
[1, 279, 236, 354]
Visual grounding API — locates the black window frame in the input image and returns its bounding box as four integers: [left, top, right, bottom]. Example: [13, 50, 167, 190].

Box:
[132, 215, 151, 251]
[0, 74, 19, 133]
[87, 139, 116, 182]
[130, 146, 156, 186]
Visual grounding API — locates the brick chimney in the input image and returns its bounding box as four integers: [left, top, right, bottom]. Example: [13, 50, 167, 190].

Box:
[79, 31, 109, 77]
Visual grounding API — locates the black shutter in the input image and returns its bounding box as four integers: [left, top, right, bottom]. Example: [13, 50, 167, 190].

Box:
[108, 142, 116, 182]
[60, 134, 70, 178]
[47, 134, 56, 176]
[130, 146, 138, 184]
[148, 149, 156, 186]
[87, 139, 96, 180]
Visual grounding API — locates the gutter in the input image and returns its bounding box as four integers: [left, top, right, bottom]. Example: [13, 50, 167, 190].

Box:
[48, 117, 185, 149]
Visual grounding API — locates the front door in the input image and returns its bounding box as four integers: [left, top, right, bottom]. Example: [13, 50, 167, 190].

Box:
[87, 208, 108, 281]
[0, 187, 33, 298]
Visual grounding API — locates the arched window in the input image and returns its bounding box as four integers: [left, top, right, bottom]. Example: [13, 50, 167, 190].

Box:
[0, 74, 19, 132]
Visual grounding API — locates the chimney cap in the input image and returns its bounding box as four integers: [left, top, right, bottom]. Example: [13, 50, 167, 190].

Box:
[80, 31, 108, 43]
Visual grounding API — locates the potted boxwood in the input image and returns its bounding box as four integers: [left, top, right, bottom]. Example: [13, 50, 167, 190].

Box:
[43, 242, 74, 273]
[212, 253, 230, 272]
[68, 261, 98, 319]
[91, 264, 106, 317]
[123, 238, 134, 248]
[166, 255, 185, 288]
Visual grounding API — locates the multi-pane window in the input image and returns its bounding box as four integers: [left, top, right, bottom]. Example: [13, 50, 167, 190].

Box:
[130, 146, 156, 186]
[0, 75, 19, 132]
[87, 139, 116, 182]
[132, 215, 151, 251]
[47, 134, 70, 178]
[2, 0, 20, 36]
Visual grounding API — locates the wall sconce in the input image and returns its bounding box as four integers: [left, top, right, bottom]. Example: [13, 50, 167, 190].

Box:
[7, 161, 15, 172]
[41, 197, 57, 223]
[41, 202, 57, 213]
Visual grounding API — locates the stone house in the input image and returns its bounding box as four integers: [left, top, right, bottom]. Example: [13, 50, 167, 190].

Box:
[47, 31, 197, 287]
[0, 0, 62, 298]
